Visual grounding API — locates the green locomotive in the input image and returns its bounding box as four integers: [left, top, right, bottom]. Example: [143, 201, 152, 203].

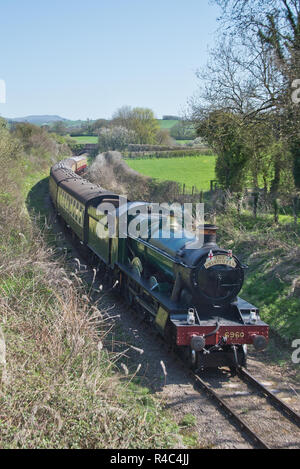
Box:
[49, 157, 269, 370]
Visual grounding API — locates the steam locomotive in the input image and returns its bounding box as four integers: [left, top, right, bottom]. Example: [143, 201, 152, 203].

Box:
[49, 156, 269, 370]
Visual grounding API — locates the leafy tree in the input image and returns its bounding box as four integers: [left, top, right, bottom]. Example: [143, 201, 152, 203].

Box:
[112, 106, 159, 144]
[197, 111, 249, 192]
[51, 121, 67, 136]
[170, 121, 196, 140]
[0, 120, 22, 163]
[112, 106, 133, 128]
[129, 108, 159, 144]
[290, 138, 300, 188]
[190, 18, 296, 193]
[13, 122, 71, 158]
[14, 123, 40, 151]
[155, 129, 175, 146]
[243, 119, 277, 191]
[98, 126, 138, 151]
[213, 0, 300, 189]
[91, 119, 109, 133]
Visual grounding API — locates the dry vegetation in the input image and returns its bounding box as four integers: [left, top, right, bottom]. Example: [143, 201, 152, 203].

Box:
[0, 126, 180, 448]
[87, 151, 195, 203]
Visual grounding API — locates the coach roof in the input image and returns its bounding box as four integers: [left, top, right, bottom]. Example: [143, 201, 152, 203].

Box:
[59, 177, 118, 205]
[50, 166, 81, 185]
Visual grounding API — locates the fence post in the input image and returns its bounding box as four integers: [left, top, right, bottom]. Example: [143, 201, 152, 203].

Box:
[273, 198, 279, 224]
[293, 195, 298, 226]
[237, 192, 243, 215]
[252, 191, 259, 218]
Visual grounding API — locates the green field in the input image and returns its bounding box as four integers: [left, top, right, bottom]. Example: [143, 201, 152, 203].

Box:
[157, 119, 179, 130]
[69, 135, 98, 143]
[126, 155, 216, 191]
[175, 139, 194, 145]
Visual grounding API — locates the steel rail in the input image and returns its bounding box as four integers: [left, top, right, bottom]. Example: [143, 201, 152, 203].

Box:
[238, 367, 300, 428]
[50, 206, 297, 448]
[188, 369, 271, 449]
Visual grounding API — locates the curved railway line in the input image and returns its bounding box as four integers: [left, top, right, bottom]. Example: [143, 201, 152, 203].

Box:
[186, 364, 300, 449]
[47, 155, 300, 449]
[51, 192, 300, 450]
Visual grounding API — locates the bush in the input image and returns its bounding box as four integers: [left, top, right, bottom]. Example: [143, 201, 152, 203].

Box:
[126, 148, 214, 159]
[98, 126, 138, 151]
[12, 122, 72, 160]
[170, 121, 196, 140]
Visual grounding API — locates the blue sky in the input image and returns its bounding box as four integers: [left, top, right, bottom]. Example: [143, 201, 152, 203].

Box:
[0, 0, 220, 120]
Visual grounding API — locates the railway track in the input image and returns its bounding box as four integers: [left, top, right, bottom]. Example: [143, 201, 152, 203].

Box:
[187, 365, 300, 449]
[238, 367, 300, 427]
[52, 206, 300, 449]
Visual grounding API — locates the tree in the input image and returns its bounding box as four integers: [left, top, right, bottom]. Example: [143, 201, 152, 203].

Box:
[213, 0, 300, 188]
[190, 37, 283, 192]
[170, 120, 196, 140]
[197, 110, 249, 191]
[0, 119, 22, 163]
[130, 108, 160, 144]
[112, 106, 133, 128]
[91, 119, 109, 133]
[13, 122, 71, 158]
[155, 129, 175, 146]
[112, 106, 159, 144]
[51, 121, 67, 136]
[215, 0, 300, 77]
[98, 126, 138, 151]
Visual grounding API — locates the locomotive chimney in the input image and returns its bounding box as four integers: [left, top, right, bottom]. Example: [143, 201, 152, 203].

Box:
[197, 224, 218, 246]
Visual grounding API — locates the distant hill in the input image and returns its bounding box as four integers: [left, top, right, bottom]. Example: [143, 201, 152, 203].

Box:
[5, 115, 180, 129]
[6, 115, 68, 125]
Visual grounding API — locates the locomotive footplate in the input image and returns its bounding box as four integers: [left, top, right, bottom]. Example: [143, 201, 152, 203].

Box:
[171, 297, 269, 348]
[175, 322, 269, 346]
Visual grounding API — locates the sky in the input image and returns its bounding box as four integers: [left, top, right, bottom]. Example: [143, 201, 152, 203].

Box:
[0, 0, 220, 120]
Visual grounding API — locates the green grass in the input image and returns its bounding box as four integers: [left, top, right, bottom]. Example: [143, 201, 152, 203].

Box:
[217, 209, 300, 341]
[126, 155, 216, 191]
[157, 119, 179, 130]
[179, 414, 197, 428]
[69, 135, 98, 144]
[175, 140, 194, 145]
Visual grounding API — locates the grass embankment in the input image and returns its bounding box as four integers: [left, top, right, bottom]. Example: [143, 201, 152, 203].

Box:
[175, 140, 194, 145]
[126, 155, 216, 192]
[68, 135, 98, 144]
[217, 208, 300, 343]
[0, 140, 188, 448]
[157, 119, 179, 130]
